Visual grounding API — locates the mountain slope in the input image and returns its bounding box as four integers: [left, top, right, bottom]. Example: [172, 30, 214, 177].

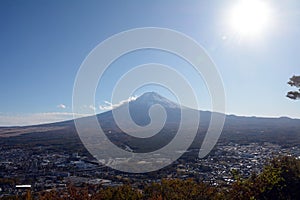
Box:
[0, 92, 300, 152]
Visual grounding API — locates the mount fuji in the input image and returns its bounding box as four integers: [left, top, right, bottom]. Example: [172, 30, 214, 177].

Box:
[1, 92, 300, 154]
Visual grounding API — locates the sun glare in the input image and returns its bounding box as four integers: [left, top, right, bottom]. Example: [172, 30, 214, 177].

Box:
[230, 0, 271, 37]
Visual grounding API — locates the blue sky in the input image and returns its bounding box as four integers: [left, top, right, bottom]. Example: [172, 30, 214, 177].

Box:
[0, 0, 300, 126]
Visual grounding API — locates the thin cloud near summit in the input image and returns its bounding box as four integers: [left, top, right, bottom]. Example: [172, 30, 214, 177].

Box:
[99, 96, 138, 111]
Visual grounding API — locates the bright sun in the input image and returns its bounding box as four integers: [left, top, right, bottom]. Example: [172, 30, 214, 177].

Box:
[230, 0, 271, 37]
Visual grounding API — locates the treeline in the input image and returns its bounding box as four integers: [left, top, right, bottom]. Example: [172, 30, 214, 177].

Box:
[5, 156, 300, 200]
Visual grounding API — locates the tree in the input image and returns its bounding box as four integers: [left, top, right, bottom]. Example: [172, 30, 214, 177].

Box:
[287, 75, 300, 100]
[227, 156, 300, 200]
